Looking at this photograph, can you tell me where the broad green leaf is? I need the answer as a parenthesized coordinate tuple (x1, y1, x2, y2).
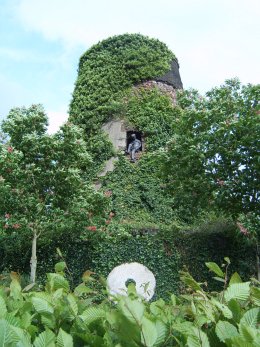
(187, 328, 210, 347)
(215, 320, 239, 342)
(239, 324, 257, 343)
(154, 320, 167, 347)
(211, 298, 233, 319)
(228, 299, 241, 323)
(5, 314, 20, 328)
(67, 293, 78, 316)
(32, 297, 54, 315)
(251, 287, 260, 307)
(0, 296, 7, 318)
(33, 329, 55, 347)
(141, 316, 157, 347)
(79, 306, 105, 324)
(252, 333, 260, 347)
(198, 301, 215, 322)
(56, 328, 73, 347)
(0, 319, 18, 347)
(172, 321, 194, 335)
(150, 299, 165, 316)
(74, 283, 94, 296)
(194, 315, 209, 328)
(10, 278, 22, 300)
(47, 273, 69, 292)
(231, 335, 256, 347)
(53, 276, 69, 292)
(41, 314, 55, 329)
(33, 292, 52, 304)
(240, 308, 260, 328)
(52, 288, 64, 301)
(180, 272, 202, 291)
(11, 326, 31, 347)
(224, 282, 250, 302)
(20, 312, 31, 329)
(119, 297, 144, 324)
(55, 262, 66, 273)
(205, 262, 224, 278)
(229, 272, 242, 285)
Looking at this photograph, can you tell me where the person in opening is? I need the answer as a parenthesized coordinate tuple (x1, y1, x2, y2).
(127, 134, 141, 162)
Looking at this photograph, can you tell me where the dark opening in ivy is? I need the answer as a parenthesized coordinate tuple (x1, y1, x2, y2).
(126, 130, 143, 151)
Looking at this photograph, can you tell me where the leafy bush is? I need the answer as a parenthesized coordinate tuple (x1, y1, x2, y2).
(0, 260, 259, 346)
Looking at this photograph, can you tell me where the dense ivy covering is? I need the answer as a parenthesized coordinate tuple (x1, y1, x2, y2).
(101, 155, 176, 224)
(126, 87, 181, 150)
(69, 33, 175, 130)
(0, 217, 254, 298)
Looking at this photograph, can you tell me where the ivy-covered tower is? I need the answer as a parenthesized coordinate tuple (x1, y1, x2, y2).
(69, 33, 182, 171)
(68, 34, 184, 297)
(69, 33, 183, 224)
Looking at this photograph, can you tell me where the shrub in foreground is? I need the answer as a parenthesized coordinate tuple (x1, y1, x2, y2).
(0, 259, 259, 346)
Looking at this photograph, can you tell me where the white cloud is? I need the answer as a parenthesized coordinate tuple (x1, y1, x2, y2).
(47, 109, 68, 134)
(14, 0, 260, 93)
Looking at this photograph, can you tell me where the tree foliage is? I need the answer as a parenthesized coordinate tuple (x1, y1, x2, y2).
(0, 104, 109, 282)
(161, 79, 260, 217)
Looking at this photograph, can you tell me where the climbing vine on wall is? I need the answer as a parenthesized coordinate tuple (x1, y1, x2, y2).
(69, 33, 175, 130)
(69, 33, 178, 180)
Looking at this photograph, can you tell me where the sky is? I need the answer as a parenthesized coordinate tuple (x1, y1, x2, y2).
(0, 0, 259, 133)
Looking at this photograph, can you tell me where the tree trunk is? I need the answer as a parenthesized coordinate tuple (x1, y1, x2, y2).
(30, 230, 37, 283)
(256, 241, 260, 281)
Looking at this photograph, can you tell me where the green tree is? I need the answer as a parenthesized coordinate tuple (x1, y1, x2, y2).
(0, 104, 108, 283)
(161, 80, 260, 276)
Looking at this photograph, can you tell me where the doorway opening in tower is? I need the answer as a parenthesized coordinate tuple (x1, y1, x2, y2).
(126, 131, 142, 151)
(126, 131, 143, 162)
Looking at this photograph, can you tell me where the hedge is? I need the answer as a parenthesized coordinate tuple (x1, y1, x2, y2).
(0, 218, 255, 298)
